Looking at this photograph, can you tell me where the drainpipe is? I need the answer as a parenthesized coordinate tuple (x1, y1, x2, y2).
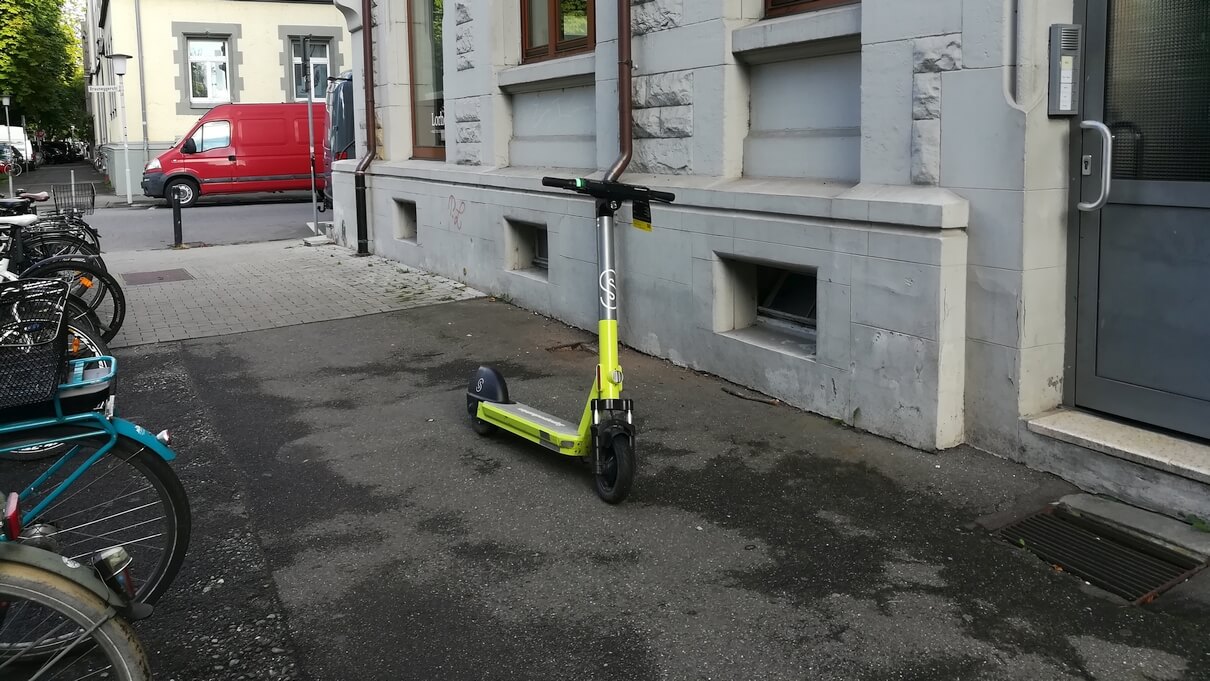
(352, 0, 377, 255)
(604, 0, 633, 182)
(133, 0, 150, 165)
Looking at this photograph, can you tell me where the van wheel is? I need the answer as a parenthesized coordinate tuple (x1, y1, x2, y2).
(165, 178, 198, 208)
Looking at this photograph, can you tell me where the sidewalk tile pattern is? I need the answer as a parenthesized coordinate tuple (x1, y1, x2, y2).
(105, 241, 483, 347)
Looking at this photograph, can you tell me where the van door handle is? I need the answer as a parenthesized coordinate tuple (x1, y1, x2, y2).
(228, 155, 237, 162)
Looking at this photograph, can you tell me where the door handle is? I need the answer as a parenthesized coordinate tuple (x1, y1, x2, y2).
(228, 155, 236, 162)
(1078, 120, 1113, 212)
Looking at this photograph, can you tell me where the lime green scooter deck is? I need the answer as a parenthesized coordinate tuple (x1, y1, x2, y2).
(478, 401, 589, 456)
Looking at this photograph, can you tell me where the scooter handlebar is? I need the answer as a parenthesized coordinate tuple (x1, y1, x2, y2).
(541, 176, 676, 204)
(541, 177, 578, 190)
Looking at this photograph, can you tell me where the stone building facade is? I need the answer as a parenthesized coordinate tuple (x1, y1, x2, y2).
(328, 0, 1210, 521)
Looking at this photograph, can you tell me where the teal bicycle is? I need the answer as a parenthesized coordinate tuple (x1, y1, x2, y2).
(0, 279, 190, 605)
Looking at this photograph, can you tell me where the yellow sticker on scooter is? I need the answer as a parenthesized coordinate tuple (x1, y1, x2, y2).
(633, 200, 653, 232)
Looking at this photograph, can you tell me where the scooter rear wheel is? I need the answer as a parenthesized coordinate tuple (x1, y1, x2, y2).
(594, 433, 635, 504)
(467, 401, 497, 436)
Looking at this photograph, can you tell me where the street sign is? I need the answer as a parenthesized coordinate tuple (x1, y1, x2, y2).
(35, 130, 44, 140)
(87, 85, 119, 93)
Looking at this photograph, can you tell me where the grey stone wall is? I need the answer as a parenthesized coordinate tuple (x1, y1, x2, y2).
(326, 0, 1105, 462)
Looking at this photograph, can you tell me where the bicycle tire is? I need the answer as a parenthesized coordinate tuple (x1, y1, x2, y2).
(0, 434, 192, 605)
(0, 561, 152, 680)
(30, 218, 99, 252)
(22, 235, 100, 261)
(23, 262, 125, 342)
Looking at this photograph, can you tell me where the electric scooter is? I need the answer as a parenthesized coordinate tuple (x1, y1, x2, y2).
(466, 176, 676, 503)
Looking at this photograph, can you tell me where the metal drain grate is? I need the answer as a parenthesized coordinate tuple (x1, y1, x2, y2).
(999, 507, 1207, 604)
(121, 269, 194, 286)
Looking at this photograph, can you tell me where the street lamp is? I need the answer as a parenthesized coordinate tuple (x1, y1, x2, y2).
(106, 53, 133, 205)
(0, 94, 12, 197)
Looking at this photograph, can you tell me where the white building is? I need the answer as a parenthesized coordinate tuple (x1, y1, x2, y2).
(84, 0, 351, 197)
(328, 0, 1210, 521)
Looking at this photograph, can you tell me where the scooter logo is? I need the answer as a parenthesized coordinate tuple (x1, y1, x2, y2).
(599, 269, 618, 311)
(475, 378, 485, 393)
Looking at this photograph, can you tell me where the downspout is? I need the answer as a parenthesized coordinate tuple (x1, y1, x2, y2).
(353, 0, 377, 255)
(133, 0, 150, 165)
(604, 0, 633, 182)
(84, 0, 99, 150)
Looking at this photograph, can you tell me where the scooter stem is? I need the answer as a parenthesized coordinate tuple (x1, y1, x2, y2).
(596, 201, 622, 401)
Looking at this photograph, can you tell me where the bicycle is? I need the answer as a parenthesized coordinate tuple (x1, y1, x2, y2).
(0, 185, 103, 255)
(1, 499, 153, 680)
(0, 279, 190, 605)
(0, 214, 124, 341)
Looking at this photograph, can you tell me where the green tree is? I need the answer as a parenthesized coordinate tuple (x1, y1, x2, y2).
(0, 0, 87, 139)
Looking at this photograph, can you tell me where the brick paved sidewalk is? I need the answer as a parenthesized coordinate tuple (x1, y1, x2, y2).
(105, 241, 483, 347)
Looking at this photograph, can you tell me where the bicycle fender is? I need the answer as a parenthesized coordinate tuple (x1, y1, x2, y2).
(0, 541, 116, 604)
(113, 419, 178, 462)
(19, 253, 108, 277)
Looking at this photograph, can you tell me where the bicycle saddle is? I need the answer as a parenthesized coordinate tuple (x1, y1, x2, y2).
(18, 191, 49, 202)
(0, 214, 38, 227)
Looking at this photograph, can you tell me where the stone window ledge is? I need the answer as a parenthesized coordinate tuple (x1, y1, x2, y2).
(498, 53, 596, 94)
(364, 162, 969, 229)
(732, 4, 861, 64)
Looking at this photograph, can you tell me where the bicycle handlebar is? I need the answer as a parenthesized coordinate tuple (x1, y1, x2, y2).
(542, 176, 676, 205)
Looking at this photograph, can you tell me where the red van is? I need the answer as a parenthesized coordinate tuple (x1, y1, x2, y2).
(141, 103, 326, 207)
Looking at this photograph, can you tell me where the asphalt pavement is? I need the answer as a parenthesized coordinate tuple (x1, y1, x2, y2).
(92, 202, 315, 251)
(114, 300, 1210, 681)
(10, 161, 317, 251)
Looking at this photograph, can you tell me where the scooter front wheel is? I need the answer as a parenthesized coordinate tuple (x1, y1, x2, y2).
(595, 433, 635, 504)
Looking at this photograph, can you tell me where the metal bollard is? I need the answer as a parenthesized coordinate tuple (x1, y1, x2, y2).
(172, 185, 183, 247)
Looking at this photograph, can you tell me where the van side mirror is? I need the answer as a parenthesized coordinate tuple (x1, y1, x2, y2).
(182, 138, 197, 154)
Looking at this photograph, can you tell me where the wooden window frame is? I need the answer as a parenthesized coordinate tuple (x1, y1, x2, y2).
(521, 0, 595, 64)
(765, 0, 859, 19)
(407, 0, 445, 160)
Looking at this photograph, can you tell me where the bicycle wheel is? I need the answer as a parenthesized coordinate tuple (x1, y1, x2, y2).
(0, 561, 151, 680)
(22, 235, 100, 261)
(0, 434, 191, 604)
(22, 263, 124, 342)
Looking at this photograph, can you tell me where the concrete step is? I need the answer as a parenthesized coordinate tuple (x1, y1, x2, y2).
(1027, 410, 1210, 486)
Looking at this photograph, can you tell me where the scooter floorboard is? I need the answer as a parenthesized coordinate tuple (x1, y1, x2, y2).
(480, 401, 585, 455)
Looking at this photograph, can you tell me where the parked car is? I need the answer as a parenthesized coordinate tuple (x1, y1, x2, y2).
(42, 141, 82, 164)
(141, 102, 327, 207)
(322, 71, 355, 210)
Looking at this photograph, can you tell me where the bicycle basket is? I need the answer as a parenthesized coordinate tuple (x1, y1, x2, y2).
(51, 183, 97, 216)
(0, 278, 70, 409)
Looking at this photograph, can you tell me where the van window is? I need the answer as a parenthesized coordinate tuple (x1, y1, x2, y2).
(191, 120, 231, 151)
(238, 119, 288, 146)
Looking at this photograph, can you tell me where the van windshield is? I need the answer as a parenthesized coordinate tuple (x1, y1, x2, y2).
(189, 120, 231, 152)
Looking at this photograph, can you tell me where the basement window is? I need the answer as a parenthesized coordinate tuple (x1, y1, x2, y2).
(394, 199, 417, 242)
(506, 218, 549, 280)
(756, 266, 818, 338)
(717, 257, 818, 358)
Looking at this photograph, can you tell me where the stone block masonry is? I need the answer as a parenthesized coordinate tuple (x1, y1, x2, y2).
(632, 71, 695, 175)
(911, 34, 962, 185)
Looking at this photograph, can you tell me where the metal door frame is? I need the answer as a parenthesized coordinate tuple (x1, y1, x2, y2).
(1063, 0, 1210, 431)
(1063, 0, 1097, 407)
